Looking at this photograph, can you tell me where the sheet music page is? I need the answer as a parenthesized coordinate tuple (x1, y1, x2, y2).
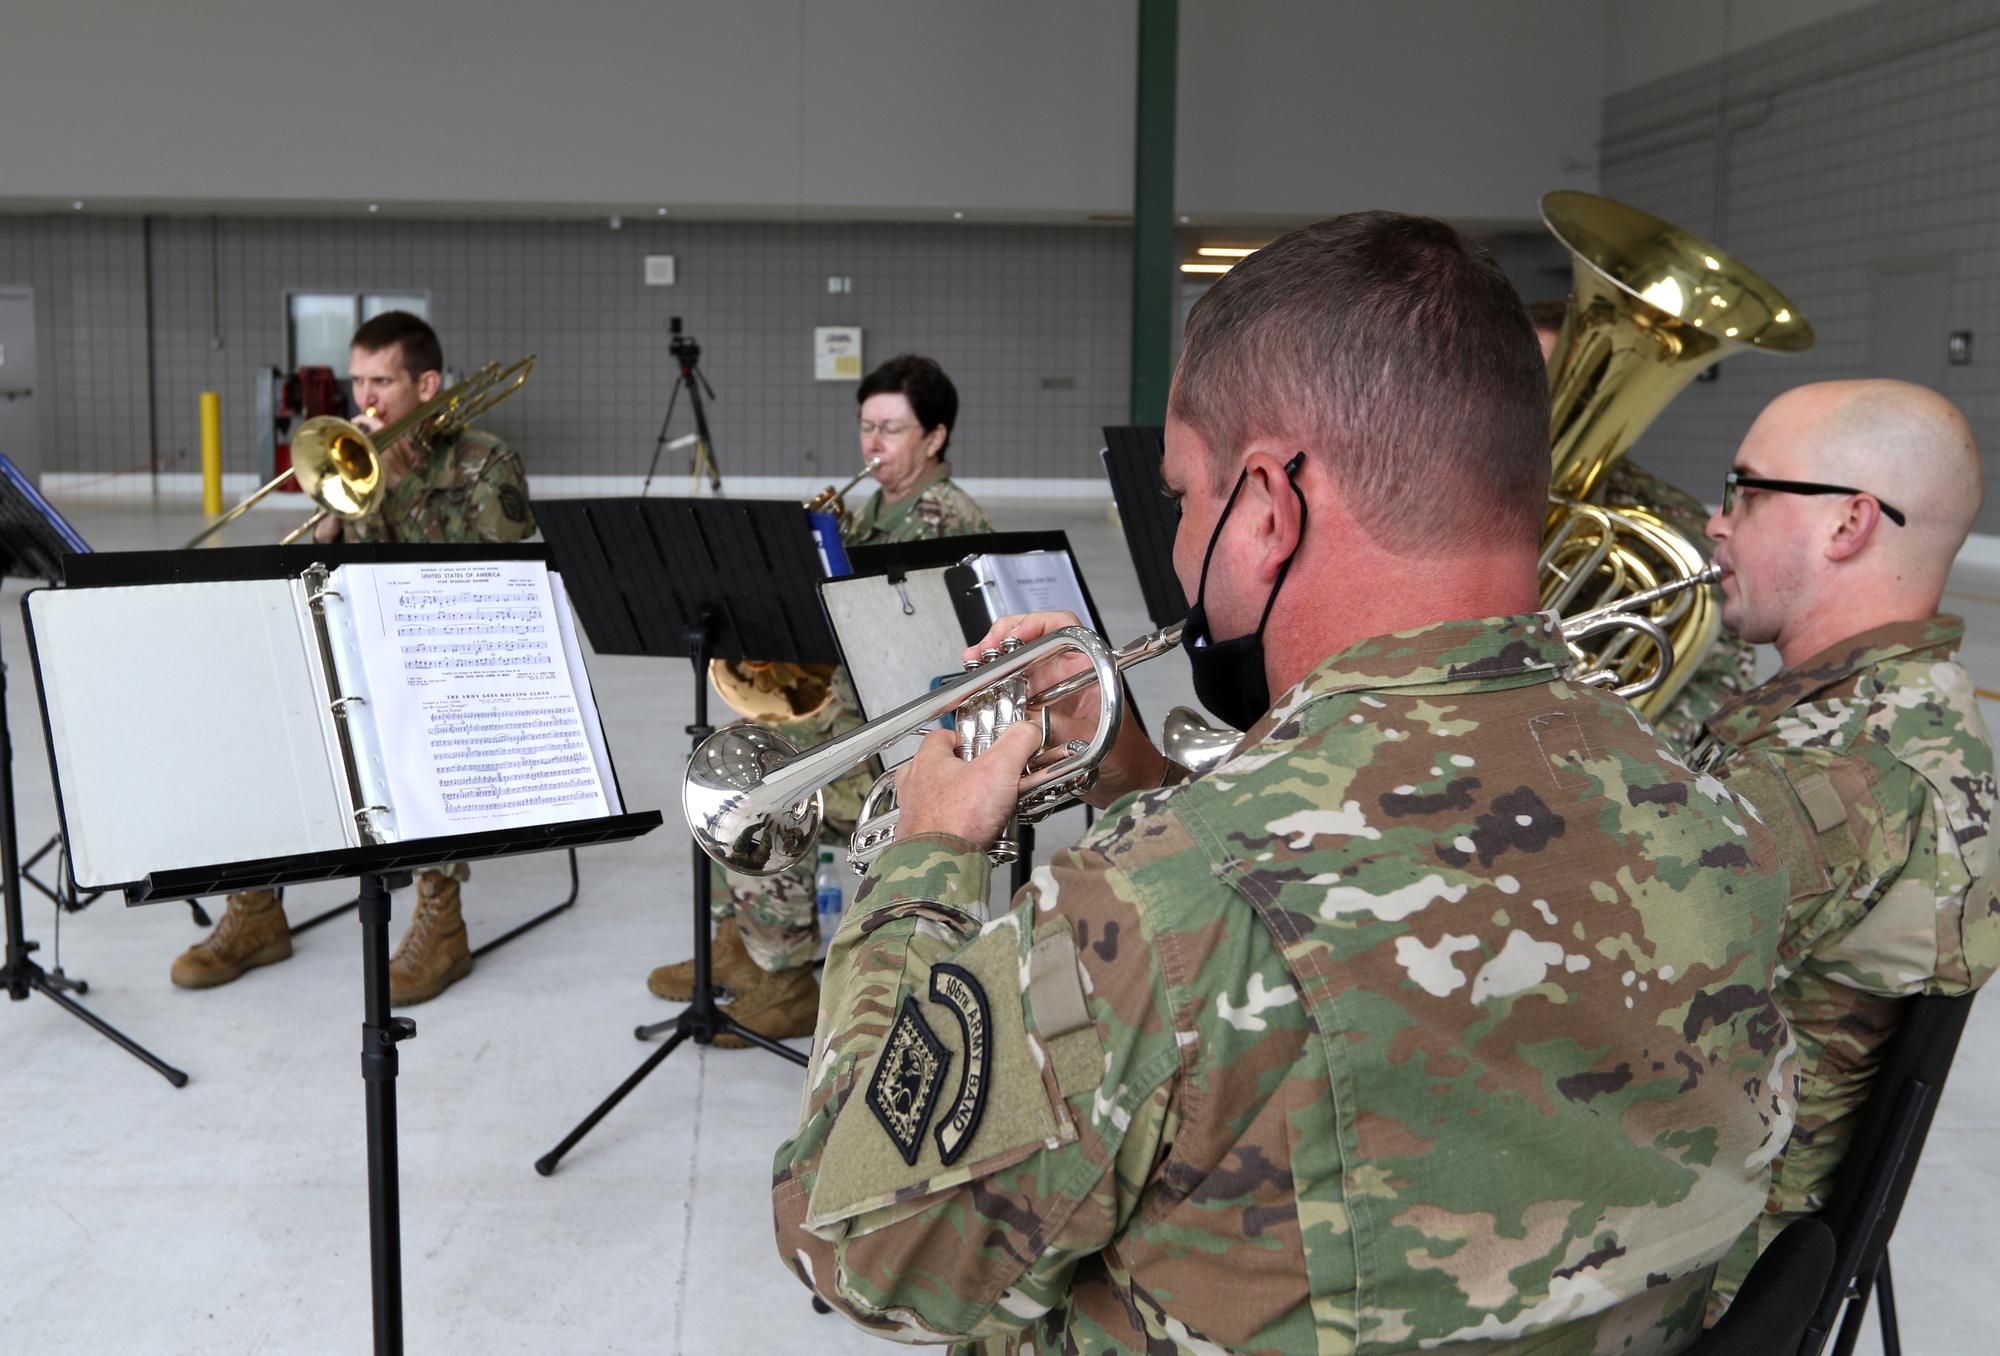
(329, 560, 612, 841)
(969, 550, 1094, 624)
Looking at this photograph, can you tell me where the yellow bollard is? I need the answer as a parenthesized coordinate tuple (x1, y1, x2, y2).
(199, 391, 223, 517)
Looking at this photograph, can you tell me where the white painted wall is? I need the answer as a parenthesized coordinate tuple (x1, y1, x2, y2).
(1605, 0, 1881, 94)
(0, 0, 1138, 220)
(0, 0, 1902, 227)
(1176, 0, 1608, 227)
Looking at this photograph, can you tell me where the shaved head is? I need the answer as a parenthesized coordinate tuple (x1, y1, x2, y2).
(1708, 380, 1983, 664)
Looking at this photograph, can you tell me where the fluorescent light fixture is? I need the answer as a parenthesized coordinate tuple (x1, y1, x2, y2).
(1181, 263, 1234, 274)
(1197, 247, 1259, 258)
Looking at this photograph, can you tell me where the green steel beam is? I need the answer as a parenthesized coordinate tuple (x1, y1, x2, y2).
(1130, 0, 1178, 426)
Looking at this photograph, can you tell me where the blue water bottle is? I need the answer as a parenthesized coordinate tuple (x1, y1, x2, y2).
(815, 847, 845, 957)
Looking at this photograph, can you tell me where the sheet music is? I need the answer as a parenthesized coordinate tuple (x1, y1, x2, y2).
(329, 560, 612, 840)
(967, 550, 1093, 624)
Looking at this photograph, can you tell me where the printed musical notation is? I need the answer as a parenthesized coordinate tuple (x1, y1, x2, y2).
(428, 703, 599, 814)
(335, 560, 614, 838)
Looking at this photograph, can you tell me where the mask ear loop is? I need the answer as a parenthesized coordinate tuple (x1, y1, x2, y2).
(1249, 453, 1309, 633)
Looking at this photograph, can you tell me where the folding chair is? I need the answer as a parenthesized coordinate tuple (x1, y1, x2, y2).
(1684, 1219, 1835, 1356)
(1797, 989, 1978, 1356)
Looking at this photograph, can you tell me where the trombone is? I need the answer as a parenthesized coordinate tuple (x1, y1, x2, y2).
(184, 356, 537, 549)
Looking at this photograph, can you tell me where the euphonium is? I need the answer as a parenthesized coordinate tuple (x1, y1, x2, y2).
(707, 459, 885, 722)
(1538, 192, 1813, 716)
(185, 356, 537, 549)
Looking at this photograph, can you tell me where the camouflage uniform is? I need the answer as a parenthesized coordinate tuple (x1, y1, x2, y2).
(346, 424, 535, 886)
(1692, 616, 2000, 1306)
(844, 471, 994, 546)
(774, 613, 1796, 1355)
(1599, 458, 1757, 753)
(717, 468, 994, 973)
(344, 427, 536, 545)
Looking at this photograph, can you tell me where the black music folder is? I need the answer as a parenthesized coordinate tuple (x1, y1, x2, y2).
(26, 544, 658, 900)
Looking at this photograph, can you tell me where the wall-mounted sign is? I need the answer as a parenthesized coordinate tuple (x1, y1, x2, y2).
(815, 326, 863, 381)
(645, 255, 677, 286)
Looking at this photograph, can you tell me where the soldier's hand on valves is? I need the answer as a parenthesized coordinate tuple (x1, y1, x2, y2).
(895, 720, 1044, 850)
(965, 611, 1168, 807)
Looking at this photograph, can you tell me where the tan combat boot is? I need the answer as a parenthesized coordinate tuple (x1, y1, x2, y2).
(647, 918, 763, 1002)
(388, 871, 472, 1006)
(171, 889, 293, 989)
(714, 964, 820, 1048)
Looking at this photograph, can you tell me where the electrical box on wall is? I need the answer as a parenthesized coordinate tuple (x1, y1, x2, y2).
(645, 255, 677, 286)
(815, 326, 862, 381)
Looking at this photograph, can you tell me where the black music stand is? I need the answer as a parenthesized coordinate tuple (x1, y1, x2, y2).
(532, 497, 837, 1175)
(28, 543, 662, 1356)
(0, 456, 189, 1085)
(1102, 426, 1189, 629)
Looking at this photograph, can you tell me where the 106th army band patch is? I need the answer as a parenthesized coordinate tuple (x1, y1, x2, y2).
(927, 964, 991, 1165)
(863, 966, 994, 1167)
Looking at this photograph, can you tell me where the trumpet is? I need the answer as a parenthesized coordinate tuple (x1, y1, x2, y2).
(185, 356, 536, 549)
(688, 624, 1183, 877)
(804, 457, 882, 525)
(685, 584, 1711, 881)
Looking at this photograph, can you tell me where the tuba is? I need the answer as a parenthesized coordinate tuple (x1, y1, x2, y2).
(1538, 192, 1813, 714)
(707, 460, 882, 723)
(185, 357, 537, 549)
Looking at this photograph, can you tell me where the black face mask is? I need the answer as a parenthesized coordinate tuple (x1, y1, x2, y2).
(1182, 452, 1307, 731)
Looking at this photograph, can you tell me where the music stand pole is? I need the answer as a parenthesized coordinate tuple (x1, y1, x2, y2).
(535, 619, 806, 1177)
(356, 869, 416, 1356)
(0, 588, 186, 1087)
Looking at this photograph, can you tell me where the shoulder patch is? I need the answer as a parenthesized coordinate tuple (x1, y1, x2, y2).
(927, 964, 992, 1165)
(865, 997, 950, 1166)
(498, 482, 530, 523)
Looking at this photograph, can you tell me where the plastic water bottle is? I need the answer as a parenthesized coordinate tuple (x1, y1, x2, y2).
(815, 847, 845, 957)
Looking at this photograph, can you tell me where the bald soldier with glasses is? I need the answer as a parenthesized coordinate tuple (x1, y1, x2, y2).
(1695, 379, 2000, 1314)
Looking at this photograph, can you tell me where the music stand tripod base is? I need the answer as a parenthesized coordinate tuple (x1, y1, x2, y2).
(535, 619, 808, 1178)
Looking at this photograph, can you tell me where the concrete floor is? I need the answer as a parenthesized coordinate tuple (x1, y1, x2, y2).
(0, 496, 1993, 1354)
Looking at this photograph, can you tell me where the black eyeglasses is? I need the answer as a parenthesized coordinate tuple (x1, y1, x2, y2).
(1721, 471, 1906, 527)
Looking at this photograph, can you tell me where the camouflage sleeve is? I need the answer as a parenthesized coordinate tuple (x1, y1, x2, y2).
(1718, 745, 1943, 993)
(771, 831, 1177, 1342)
(458, 444, 537, 543)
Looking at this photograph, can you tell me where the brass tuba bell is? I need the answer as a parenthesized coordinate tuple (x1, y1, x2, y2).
(1538, 192, 1813, 714)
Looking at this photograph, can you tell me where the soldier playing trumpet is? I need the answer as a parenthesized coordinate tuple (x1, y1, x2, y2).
(773, 213, 1796, 1354)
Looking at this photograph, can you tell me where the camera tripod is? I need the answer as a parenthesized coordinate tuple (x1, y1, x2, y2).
(642, 317, 722, 496)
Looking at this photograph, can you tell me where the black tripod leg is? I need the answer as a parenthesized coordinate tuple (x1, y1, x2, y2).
(358, 873, 415, 1356)
(536, 1029, 691, 1176)
(30, 973, 188, 1086)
